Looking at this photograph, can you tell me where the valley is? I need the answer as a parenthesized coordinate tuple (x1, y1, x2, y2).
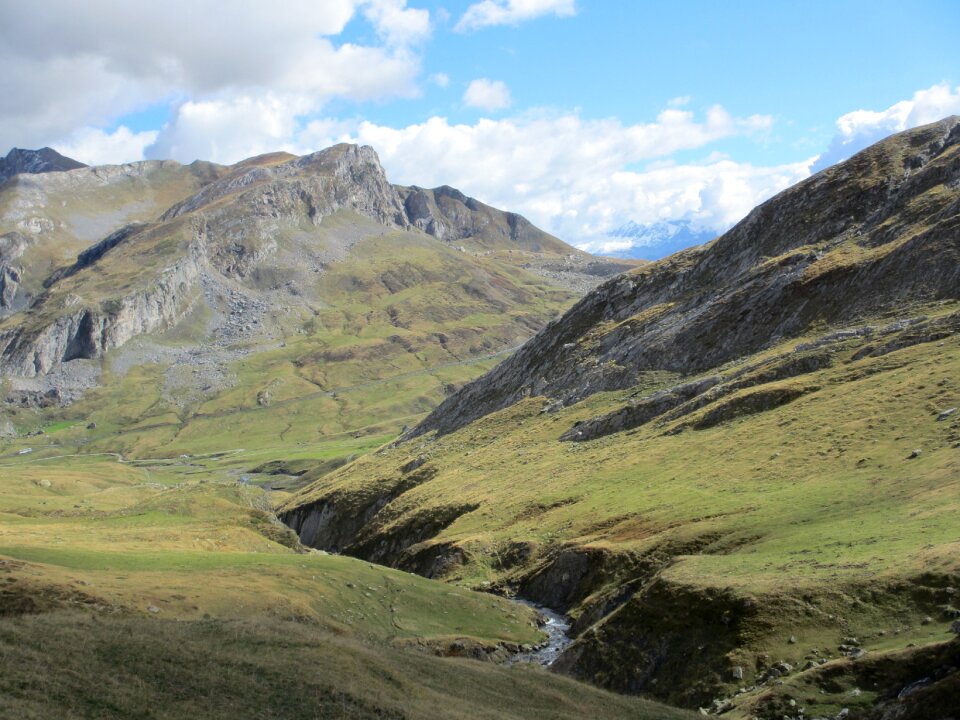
(0, 118, 958, 720)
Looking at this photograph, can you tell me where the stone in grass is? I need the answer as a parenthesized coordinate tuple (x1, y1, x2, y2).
(936, 407, 957, 421)
(908, 448, 921, 459)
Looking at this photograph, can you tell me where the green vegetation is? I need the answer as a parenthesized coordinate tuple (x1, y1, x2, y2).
(282, 300, 960, 711)
(0, 612, 694, 720)
(0, 451, 542, 644)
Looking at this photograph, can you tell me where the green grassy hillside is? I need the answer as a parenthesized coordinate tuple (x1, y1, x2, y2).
(281, 300, 960, 714)
(0, 439, 696, 719)
(0, 612, 695, 720)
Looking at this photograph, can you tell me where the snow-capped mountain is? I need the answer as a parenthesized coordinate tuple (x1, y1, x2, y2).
(601, 219, 718, 260)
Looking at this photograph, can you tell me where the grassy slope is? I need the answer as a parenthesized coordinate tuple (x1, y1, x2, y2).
(0, 452, 543, 645)
(282, 299, 960, 712)
(0, 613, 695, 720)
(3, 219, 577, 489)
(0, 413, 693, 719)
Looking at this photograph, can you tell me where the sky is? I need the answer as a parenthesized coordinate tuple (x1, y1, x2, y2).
(1, 0, 959, 256)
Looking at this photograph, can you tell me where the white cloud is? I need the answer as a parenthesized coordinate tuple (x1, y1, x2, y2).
(455, 0, 576, 32)
(53, 126, 159, 166)
(0, 0, 427, 154)
(667, 95, 692, 107)
(463, 79, 512, 111)
(812, 83, 960, 172)
(362, 0, 431, 46)
(324, 106, 793, 247)
(430, 73, 451, 88)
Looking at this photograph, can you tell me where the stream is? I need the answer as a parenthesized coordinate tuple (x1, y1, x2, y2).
(506, 599, 573, 667)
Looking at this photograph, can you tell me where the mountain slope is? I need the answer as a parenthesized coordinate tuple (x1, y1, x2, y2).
(411, 115, 960, 439)
(280, 118, 960, 715)
(0, 143, 630, 486)
(0, 144, 625, 379)
(0, 147, 86, 184)
(0, 158, 224, 316)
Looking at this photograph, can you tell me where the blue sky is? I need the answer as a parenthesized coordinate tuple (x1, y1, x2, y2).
(1, 0, 958, 255)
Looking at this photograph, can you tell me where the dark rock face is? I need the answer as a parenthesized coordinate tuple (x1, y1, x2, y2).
(395, 184, 573, 254)
(410, 116, 960, 439)
(0, 147, 86, 184)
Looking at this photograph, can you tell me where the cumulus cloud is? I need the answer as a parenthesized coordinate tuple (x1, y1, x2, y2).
(300, 106, 796, 247)
(455, 0, 576, 32)
(812, 83, 960, 172)
(362, 0, 431, 46)
(53, 126, 159, 166)
(0, 0, 428, 154)
(430, 73, 451, 88)
(463, 79, 512, 111)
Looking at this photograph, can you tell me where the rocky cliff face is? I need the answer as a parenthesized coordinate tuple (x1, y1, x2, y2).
(410, 116, 960, 438)
(0, 147, 86, 184)
(0, 242, 204, 376)
(0, 159, 223, 316)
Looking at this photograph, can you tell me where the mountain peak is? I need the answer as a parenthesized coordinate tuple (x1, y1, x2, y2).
(0, 146, 87, 183)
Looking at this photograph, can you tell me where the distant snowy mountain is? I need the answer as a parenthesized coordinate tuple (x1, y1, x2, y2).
(602, 220, 718, 260)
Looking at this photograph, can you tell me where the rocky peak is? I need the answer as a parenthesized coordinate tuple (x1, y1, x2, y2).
(0, 147, 87, 184)
(161, 143, 406, 229)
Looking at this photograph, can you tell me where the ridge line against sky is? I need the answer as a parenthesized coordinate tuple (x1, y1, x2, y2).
(1, 0, 958, 258)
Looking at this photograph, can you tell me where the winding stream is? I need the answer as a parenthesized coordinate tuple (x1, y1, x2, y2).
(506, 599, 573, 667)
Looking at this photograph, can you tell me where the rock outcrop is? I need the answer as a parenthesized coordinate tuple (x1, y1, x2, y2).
(396, 184, 573, 254)
(0, 241, 204, 376)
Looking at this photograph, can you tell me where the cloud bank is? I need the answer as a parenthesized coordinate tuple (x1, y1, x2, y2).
(0, 0, 428, 162)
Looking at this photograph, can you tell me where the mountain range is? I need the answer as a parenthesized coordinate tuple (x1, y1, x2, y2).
(0, 119, 958, 720)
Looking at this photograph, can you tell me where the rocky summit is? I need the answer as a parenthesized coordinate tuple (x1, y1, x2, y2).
(0, 147, 87, 184)
(280, 118, 960, 719)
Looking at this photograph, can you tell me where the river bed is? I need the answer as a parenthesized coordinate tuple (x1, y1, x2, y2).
(506, 599, 573, 667)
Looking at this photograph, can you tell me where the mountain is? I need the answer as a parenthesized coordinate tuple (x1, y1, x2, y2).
(0, 144, 627, 379)
(280, 117, 960, 716)
(412, 116, 960, 438)
(601, 219, 718, 260)
(0, 146, 87, 183)
(0, 145, 668, 718)
(0, 143, 632, 469)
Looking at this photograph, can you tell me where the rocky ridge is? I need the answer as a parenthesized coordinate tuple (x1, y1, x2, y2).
(409, 116, 960, 439)
(0, 144, 625, 382)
